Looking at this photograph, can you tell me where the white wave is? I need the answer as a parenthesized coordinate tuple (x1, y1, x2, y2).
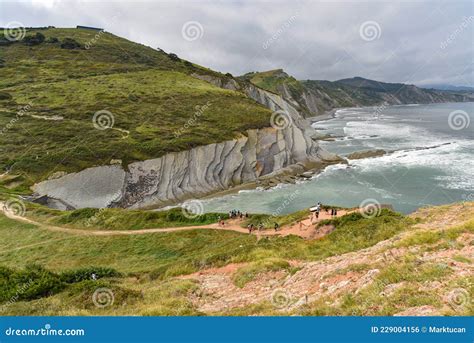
(351, 141, 474, 191)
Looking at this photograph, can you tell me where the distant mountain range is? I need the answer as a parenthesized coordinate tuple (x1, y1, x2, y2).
(419, 84, 474, 92)
(240, 70, 474, 117)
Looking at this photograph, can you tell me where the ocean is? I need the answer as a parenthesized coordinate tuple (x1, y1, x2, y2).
(202, 102, 473, 214)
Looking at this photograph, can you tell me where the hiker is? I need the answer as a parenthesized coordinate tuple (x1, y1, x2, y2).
(239, 212, 243, 220)
(334, 209, 338, 216)
(274, 222, 279, 232)
(330, 208, 334, 216)
(247, 224, 252, 234)
(245, 212, 249, 218)
(258, 223, 263, 231)
(315, 210, 319, 219)
(221, 219, 225, 227)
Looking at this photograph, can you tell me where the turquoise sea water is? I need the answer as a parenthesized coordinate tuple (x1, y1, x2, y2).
(202, 102, 473, 214)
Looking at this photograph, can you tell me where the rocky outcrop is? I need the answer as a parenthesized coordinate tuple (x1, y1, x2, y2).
(346, 149, 387, 160)
(33, 76, 339, 209)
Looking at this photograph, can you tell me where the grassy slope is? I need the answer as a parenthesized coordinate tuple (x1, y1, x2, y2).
(0, 203, 472, 315)
(0, 208, 409, 273)
(241, 69, 313, 116)
(0, 28, 271, 188)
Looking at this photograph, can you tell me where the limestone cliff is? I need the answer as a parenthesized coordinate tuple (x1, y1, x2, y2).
(33, 77, 339, 209)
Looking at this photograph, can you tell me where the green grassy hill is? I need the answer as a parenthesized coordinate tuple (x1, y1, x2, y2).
(0, 202, 472, 316)
(0, 28, 271, 189)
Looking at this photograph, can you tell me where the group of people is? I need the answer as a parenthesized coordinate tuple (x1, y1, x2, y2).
(217, 209, 249, 227)
(310, 202, 339, 222)
(311, 202, 322, 222)
(228, 209, 248, 220)
(246, 222, 279, 234)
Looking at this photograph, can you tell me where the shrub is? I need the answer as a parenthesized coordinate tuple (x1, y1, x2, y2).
(60, 267, 122, 283)
(0, 92, 12, 100)
(0, 264, 65, 303)
(60, 38, 82, 49)
(65, 280, 142, 309)
(24, 32, 45, 46)
(168, 53, 180, 61)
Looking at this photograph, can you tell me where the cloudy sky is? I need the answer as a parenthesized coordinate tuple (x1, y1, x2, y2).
(1, 0, 473, 86)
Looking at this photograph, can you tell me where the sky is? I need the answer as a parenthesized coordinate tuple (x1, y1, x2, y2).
(1, 0, 473, 86)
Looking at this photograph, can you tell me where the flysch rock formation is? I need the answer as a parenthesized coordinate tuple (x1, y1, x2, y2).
(32, 75, 340, 209)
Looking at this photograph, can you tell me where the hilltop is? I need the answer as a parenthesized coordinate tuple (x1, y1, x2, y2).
(241, 70, 474, 117)
(0, 27, 273, 186)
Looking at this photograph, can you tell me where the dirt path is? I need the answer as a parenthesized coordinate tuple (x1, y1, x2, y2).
(0, 201, 351, 238)
(182, 203, 474, 314)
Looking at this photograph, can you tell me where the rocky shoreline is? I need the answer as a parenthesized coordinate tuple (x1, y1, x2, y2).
(32, 75, 343, 210)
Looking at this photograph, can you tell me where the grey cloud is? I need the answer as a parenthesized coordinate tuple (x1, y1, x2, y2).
(1, 0, 472, 86)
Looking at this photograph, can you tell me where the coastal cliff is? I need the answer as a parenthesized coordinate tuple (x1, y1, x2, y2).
(33, 76, 339, 209)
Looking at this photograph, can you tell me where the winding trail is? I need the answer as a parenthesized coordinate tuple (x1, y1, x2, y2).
(0, 201, 350, 238)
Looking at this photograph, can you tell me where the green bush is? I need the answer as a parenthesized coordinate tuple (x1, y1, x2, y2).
(64, 280, 142, 309)
(0, 265, 124, 304)
(0, 92, 12, 100)
(23, 32, 45, 46)
(0, 264, 65, 303)
(60, 37, 82, 49)
(60, 267, 121, 283)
